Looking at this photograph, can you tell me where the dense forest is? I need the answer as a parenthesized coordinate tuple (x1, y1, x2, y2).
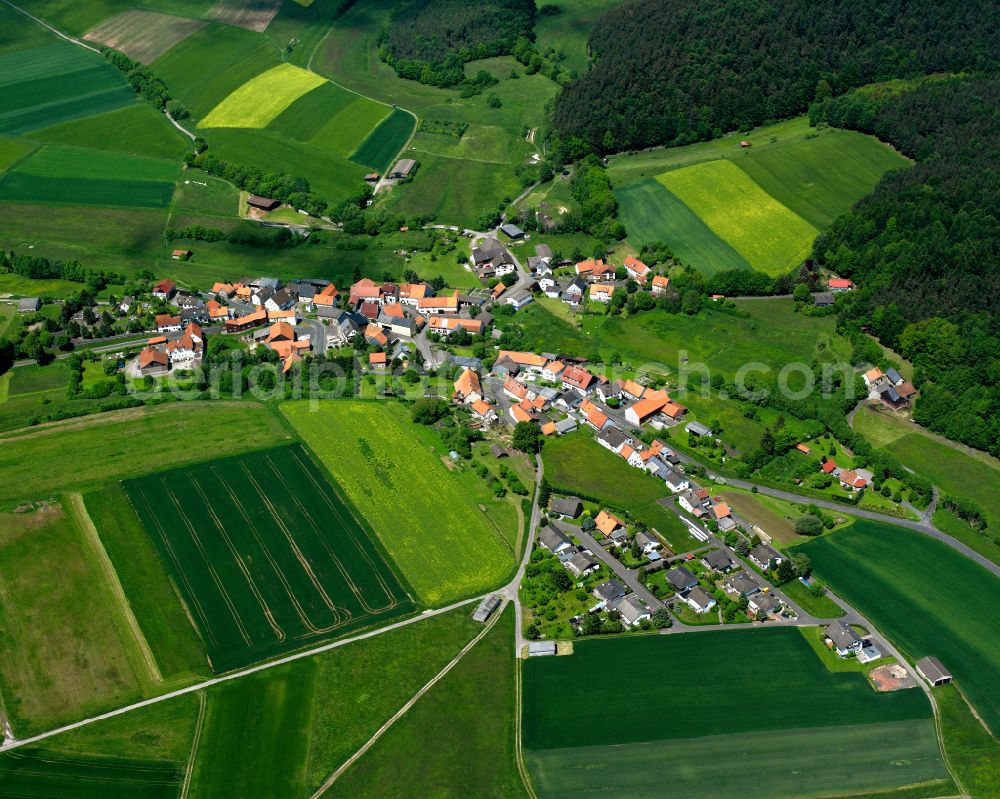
(550, 0, 1000, 153)
(379, 0, 536, 87)
(811, 75, 1000, 456)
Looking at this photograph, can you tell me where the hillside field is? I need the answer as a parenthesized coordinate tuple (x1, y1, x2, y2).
(658, 159, 818, 275)
(124, 443, 414, 671)
(83, 9, 207, 63)
(200, 62, 326, 128)
(282, 400, 518, 606)
(800, 520, 1000, 735)
(523, 628, 942, 799)
(0, 42, 135, 136)
(350, 108, 414, 170)
(29, 103, 188, 160)
(0, 144, 179, 208)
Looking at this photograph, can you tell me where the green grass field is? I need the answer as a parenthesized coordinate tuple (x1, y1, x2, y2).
(14, 0, 216, 37)
(0, 500, 153, 736)
(0, 134, 33, 174)
(0, 144, 179, 208)
(0, 2, 56, 56)
(350, 107, 413, 170)
(659, 159, 817, 276)
(200, 63, 326, 128)
(124, 443, 414, 671)
(524, 628, 941, 799)
(0, 401, 293, 506)
(83, 9, 207, 63)
(265, 80, 357, 142)
(152, 23, 281, 121)
(6, 359, 67, 395)
(84, 483, 210, 681)
(282, 401, 517, 606)
(936, 683, 1000, 798)
(170, 173, 239, 216)
(533, 0, 622, 76)
(30, 103, 188, 160)
(310, 96, 389, 156)
(853, 407, 1000, 534)
(329, 607, 526, 798)
(0, 749, 183, 799)
(800, 520, 1000, 735)
(542, 430, 694, 551)
(0, 43, 136, 136)
(616, 177, 752, 274)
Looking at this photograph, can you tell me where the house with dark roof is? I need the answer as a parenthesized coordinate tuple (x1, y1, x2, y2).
(539, 527, 573, 554)
(593, 579, 627, 606)
(748, 592, 781, 619)
(550, 497, 583, 519)
(685, 586, 716, 614)
(566, 551, 600, 577)
(724, 571, 760, 597)
(666, 566, 698, 593)
(701, 549, 736, 573)
(915, 656, 952, 686)
(17, 297, 40, 313)
(749, 543, 782, 570)
(610, 595, 651, 627)
(825, 621, 863, 657)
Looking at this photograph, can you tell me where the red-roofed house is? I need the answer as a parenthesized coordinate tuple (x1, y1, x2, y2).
(369, 351, 387, 369)
(152, 278, 176, 300)
(575, 259, 615, 282)
(651, 275, 670, 296)
(453, 368, 482, 403)
(828, 278, 854, 292)
(624, 255, 650, 282)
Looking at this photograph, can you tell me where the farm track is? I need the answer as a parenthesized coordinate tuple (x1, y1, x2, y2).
(0, 0, 100, 53)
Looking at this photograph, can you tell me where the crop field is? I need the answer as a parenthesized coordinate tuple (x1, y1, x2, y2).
(311, 97, 390, 155)
(124, 443, 413, 671)
(0, 43, 135, 136)
(152, 24, 280, 120)
(734, 129, 909, 228)
(83, 9, 207, 63)
(205, 127, 367, 199)
(0, 749, 183, 799)
(84, 483, 210, 681)
(329, 608, 525, 798)
(0, 401, 292, 506)
(200, 62, 326, 128)
(658, 159, 817, 275)
(349, 108, 414, 169)
(282, 401, 517, 606)
(207, 0, 281, 32)
(265, 80, 357, 140)
(801, 520, 1000, 735)
(616, 177, 752, 274)
(0, 1, 54, 56)
(0, 501, 152, 736)
(523, 629, 941, 799)
(542, 430, 693, 551)
(0, 144, 179, 208)
(0, 134, 33, 174)
(30, 104, 188, 160)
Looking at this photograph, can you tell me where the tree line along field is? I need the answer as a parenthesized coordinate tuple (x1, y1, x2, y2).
(282, 400, 518, 606)
(123, 443, 415, 671)
(610, 118, 909, 276)
(800, 519, 1000, 737)
(523, 628, 944, 799)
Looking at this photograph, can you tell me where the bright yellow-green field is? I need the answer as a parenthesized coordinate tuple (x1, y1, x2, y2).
(200, 63, 326, 129)
(658, 159, 818, 276)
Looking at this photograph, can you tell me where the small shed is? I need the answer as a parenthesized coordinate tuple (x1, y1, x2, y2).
(17, 297, 40, 313)
(490, 444, 508, 458)
(247, 195, 280, 211)
(500, 223, 524, 239)
(916, 656, 952, 686)
(528, 641, 556, 657)
(389, 158, 417, 179)
(473, 594, 501, 623)
(171, 249, 192, 260)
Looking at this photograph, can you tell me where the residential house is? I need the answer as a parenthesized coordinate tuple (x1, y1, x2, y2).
(504, 290, 534, 311)
(418, 292, 461, 316)
(685, 586, 717, 614)
(561, 276, 588, 307)
(453, 368, 482, 404)
(679, 489, 709, 515)
(428, 316, 482, 336)
(623, 255, 650, 283)
(666, 566, 698, 593)
(651, 275, 670, 296)
(749, 543, 782, 570)
(151, 278, 176, 300)
(825, 621, 863, 657)
(550, 497, 583, 519)
(165, 322, 203, 365)
(594, 510, 625, 541)
(470, 400, 497, 424)
(838, 469, 870, 491)
(748, 592, 781, 620)
(539, 527, 574, 554)
(137, 347, 168, 376)
(862, 367, 885, 387)
(596, 380, 623, 403)
(471, 239, 506, 267)
(610, 595, 651, 627)
(597, 426, 630, 453)
(828, 278, 855, 292)
(724, 571, 760, 597)
(635, 531, 660, 556)
(369, 351, 388, 370)
(155, 314, 182, 333)
(542, 360, 566, 382)
(561, 365, 596, 394)
(592, 579, 627, 607)
(663, 469, 689, 494)
(566, 551, 600, 577)
(575, 259, 615, 282)
(589, 283, 615, 303)
(813, 292, 835, 307)
(702, 549, 736, 573)
(224, 308, 267, 333)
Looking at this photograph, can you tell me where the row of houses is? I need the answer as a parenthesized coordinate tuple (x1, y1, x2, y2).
(862, 366, 917, 409)
(819, 459, 874, 492)
(136, 321, 204, 376)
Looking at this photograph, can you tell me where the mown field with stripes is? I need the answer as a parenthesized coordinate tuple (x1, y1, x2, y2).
(124, 443, 414, 671)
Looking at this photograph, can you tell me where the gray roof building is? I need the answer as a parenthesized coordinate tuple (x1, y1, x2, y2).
(749, 543, 782, 568)
(813, 292, 835, 307)
(825, 621, 862, 652)
(528, 641, 557, 656)
(539, 527, 573, 553)
(550, 497, 583, 518)
(566, 551, 599, 576)
(916, 656, 952, 686)
(666, 566, 698, 592)
(17, 297, 40, 313)
(702, 549, 736, 572)
(500, 223, 524, 239)
(724, 571, 760, 597)
(554, 417, 578, 434)
(686, 586, 716, 612)
(389, 158, 416, 178)
(597, 426, 629, 451)
(686, 421, 712, 437)
(750, 592, 781, 616)
(593, 579, 627, 604)
(610, 595, 650, 626)
(472, 594, 501, 623)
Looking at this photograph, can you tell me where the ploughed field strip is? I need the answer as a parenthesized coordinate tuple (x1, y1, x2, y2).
(123, 444, 414, 671)
(83, 10, 208, 64)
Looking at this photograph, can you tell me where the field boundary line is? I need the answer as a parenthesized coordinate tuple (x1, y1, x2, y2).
(179, 691, 206, 799)
(0, 595, 481, 754)
(310, 603, 506, 798)
(514, 657, 539, 799)
(67, 491, 163, 685)
(0, 0, 101, 52)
